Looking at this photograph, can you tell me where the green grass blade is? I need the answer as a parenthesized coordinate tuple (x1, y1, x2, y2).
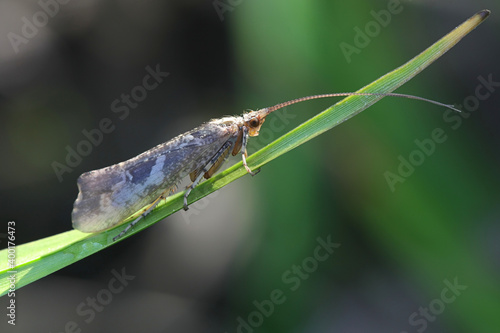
(0, 10, 489, 297)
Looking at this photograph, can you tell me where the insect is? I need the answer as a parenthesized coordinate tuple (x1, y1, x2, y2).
(71, 92, 460, 241)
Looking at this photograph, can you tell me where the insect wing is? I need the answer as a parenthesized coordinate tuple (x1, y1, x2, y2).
(72, 123, 233, 233)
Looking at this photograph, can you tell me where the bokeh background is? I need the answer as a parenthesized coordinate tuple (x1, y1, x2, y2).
(1, 0, 499, 332)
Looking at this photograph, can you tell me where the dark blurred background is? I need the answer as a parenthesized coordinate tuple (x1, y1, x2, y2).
(1, 0, 499, 332)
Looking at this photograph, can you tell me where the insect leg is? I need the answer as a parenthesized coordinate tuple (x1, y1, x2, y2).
(184, 168, 207, 211)
(240, 126, 260, 176)
(183, 139, 235, 211)
(113, 191, 167, 241)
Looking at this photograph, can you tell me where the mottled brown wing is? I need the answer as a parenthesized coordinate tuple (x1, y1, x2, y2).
(72, 123, 234, 233)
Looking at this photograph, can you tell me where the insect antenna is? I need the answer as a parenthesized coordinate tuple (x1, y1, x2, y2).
(262, 92, 462, 114)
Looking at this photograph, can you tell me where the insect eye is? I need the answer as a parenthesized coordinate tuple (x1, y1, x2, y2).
(249, 118, 260, 128)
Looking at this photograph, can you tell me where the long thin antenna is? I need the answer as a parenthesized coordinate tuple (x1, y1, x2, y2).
(263, 92, 461, 114)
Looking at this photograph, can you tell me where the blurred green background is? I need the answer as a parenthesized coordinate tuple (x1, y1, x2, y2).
(1, 1, 499, 332)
